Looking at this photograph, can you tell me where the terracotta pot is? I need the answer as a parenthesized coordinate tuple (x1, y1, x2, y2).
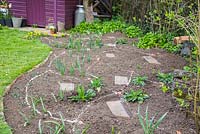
(50, 29, 56, 34)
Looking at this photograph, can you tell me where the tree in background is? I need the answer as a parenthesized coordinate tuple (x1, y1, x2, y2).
(83, 0, 94, 22)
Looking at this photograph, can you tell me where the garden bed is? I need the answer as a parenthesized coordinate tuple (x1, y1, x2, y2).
(4, 32, 195, 134)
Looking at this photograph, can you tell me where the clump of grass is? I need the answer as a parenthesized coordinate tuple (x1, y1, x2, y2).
(55, 59, 66, 75)
(137, 106, 168, 134)
(69, 64, 75, 75)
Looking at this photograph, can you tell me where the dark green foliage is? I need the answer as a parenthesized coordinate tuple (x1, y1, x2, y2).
(124, 89, 149, 103)
(131, 76, 148, 86)
(157, 72, 173, 85)
(70, 20, 127, 34)
(69, 85, 96, 102)
(125, 25, 143, 38)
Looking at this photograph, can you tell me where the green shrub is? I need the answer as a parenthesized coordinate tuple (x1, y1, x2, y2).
(136, 32, 180, 53)
(125, 25, 143, 38)
(70, 20, 127, 34)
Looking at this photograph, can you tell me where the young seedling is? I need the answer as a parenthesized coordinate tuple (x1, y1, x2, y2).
(90, 77, 103, 92)
(40, 97, 47, 113)
(30, 97, 37, 116)
(87, 54, 91, 63)
(132, 76, 148, 86)
(111, 126, 121, 134)
(51, 93, 58, 103)
(55, 59, 66, 75)
(68, 50, 73, 57)
(58, 88, 65, 101)
(69, 85, 96, 102)
(38, 119, 43, 134)
(67, 36, 75, 49)
(69, 64, 75, 75)
(137, 106, 168, 134)
(123, 89, 149, 103)
(19, 111, 30, 127)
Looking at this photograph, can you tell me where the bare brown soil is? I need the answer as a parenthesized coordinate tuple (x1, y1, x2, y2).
(4, 32, 195, 134)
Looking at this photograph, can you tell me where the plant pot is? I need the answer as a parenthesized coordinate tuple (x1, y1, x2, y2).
(50, 29, 56, 34)
(0, 18, 5, 26)
(12, 17, 22, 28)
(5, 18, 12, 27)
(57, 21, 65, 32)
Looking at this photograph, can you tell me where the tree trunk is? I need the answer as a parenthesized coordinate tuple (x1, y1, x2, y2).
(83, 0, 94, 23)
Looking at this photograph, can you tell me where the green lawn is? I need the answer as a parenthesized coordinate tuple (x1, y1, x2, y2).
(0, 27, 51, 134)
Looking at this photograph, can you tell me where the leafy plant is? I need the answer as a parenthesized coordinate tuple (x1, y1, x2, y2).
(157, 72, 173, 85)
(136, 32, 180, 53)
(55, 59, 66, 75)
(115, 38, 128, 45)
(138, 106, 168, 134)
(89, 77, 103, 92)
(125, 25, 143, 38)
(176, 98, 189, 108)
(161, 85, 169, 93)
(131, 76, 148, 86)
(69, 85, 96, 102)
(70, 20, 127, 34)
(124, 89, 149, 103)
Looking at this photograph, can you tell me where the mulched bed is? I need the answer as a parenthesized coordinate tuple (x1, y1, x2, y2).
(4, 32, 195, 134)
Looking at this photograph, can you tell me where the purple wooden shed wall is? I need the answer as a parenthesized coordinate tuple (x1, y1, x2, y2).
(8, 0, 27, 18)
(7, 0, 79, 28)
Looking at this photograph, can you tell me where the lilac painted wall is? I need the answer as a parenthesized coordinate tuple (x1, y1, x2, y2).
(7, 0, 79, 28)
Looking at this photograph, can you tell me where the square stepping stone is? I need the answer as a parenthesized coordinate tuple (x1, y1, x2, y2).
(108, 36, 116, 39)
(105, 43, 116, 47)
(143, 56, 160, 65)
(115, 76, 128, 85)
(106, 53, 115, 58)
(106, 100, 130, 118)
(59, 83, 75, 92)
